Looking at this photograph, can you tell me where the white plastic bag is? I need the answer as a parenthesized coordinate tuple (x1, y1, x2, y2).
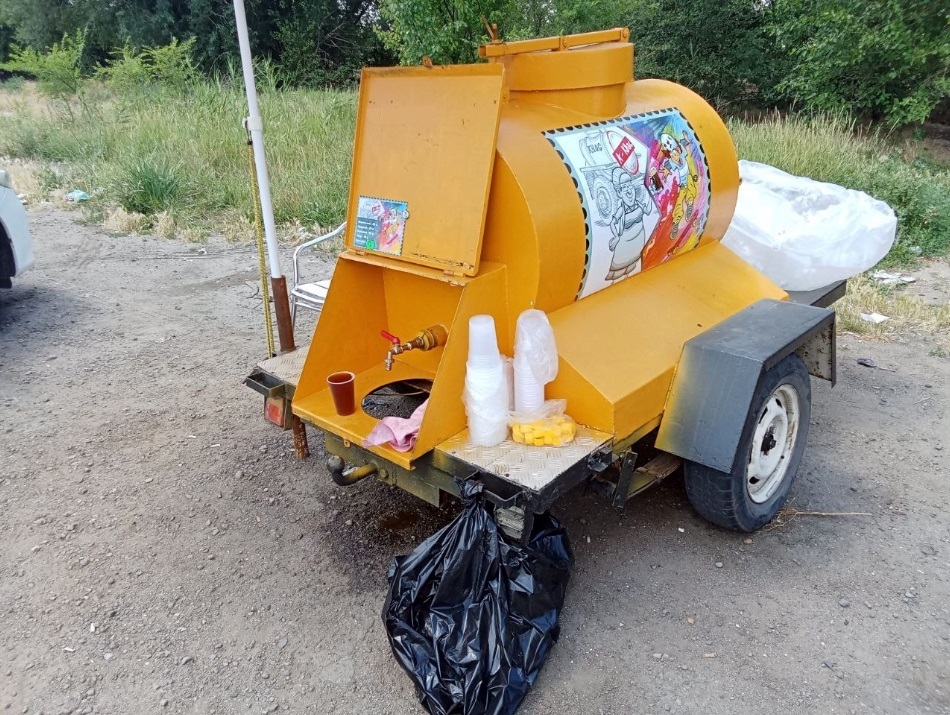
(514, 310, 558, 384)
(721, 161, 897, 291)
(509, 399, 576, 447)
(464, 368, 509, 446)
(509, 398, 568, 426)
(513, 310, 559, 415)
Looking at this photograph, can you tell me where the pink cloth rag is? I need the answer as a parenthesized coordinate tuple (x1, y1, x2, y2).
(363, 399, 428, 453)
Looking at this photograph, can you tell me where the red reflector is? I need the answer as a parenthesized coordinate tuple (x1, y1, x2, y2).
(264, 397, 286, 427)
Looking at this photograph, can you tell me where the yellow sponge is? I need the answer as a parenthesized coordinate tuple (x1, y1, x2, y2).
(510, 414, 576, 447)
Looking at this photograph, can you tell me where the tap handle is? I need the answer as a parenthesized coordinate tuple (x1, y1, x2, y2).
(380, 330, 400, 345)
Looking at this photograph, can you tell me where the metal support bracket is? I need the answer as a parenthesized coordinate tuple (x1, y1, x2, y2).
(589, 451, 682, 508)
(612, 450, 638, 507)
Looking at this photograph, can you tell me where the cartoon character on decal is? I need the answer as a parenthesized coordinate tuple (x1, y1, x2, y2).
(605, 167, 654, 281)
(649, 130, 698, 240)
(379, 206, 402, 252)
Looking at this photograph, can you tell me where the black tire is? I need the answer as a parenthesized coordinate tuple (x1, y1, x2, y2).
(684, 353, 811, 532)
(0, 230, 14, 288)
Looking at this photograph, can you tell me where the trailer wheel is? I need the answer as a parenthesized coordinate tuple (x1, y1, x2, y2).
(684, 353, 811, 532)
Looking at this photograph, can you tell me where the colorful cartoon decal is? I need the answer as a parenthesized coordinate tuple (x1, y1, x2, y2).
(544, 109, 711, 300)
(354, 196, 409, 256)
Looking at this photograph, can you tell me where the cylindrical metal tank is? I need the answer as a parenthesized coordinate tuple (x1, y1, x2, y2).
(294, 30, 774, 463)
(479, 29, 740, 321)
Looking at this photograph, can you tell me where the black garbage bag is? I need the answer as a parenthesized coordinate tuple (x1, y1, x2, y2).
(383, 480, 573, 715)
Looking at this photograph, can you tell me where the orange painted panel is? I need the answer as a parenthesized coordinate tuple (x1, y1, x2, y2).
(345, 64, 504, 276)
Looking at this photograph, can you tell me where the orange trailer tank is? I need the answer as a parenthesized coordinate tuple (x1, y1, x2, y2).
(292, 29, 787, 475)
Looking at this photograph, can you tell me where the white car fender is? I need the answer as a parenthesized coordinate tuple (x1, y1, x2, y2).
(0, 188, 33, 276)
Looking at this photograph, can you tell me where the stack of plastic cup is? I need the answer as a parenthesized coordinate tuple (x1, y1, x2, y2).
(513, 353, 544, 414)
(464, 315, 509, 446)
(502, 355, 515, 412)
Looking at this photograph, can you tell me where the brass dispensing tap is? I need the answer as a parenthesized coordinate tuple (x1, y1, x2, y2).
(381, 325, 448, 370)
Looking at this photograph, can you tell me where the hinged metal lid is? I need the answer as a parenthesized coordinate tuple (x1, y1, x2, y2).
(345, 63, 505, 276)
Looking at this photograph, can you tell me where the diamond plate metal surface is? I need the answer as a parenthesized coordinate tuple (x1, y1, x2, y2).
(436, 426, 612, 492)
(257, 345, 309, 388)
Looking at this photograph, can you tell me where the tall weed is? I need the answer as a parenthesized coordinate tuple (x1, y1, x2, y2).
(114, 157, 188, 215)
(0, 78, 356, 231)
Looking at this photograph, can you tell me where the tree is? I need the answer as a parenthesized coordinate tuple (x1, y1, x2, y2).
(0, 0, 248, 69)
(274, 0, 392, 86)
(1, 29, 85, 99)
(376, 0, 640, 65)
(0, 0, 66, 52)
(186, 0, 240, 72)
(770, 0, 950, 124)
(517, 0, 637, 37)
(629, 0, 777, 109)
(377, 0, 518, 65)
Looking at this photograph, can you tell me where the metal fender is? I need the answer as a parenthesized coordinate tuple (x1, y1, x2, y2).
(655, 299, 835, 474)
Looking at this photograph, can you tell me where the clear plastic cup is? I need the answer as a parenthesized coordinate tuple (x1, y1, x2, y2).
(468, 315, 501, 367)
(514, 356, 544, 414)
(465, 371, 509, 446)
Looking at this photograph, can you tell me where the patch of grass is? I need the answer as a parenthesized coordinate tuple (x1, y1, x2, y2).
(4, 161, 46, 201)
(835, 274, 950, 350)
(218, 211, 255, 243)
(180, 225, 208, 243)
(103, 207, 148, 234)
(0, 76, 25, 92)
(1, 120, 53, 159)
(37, 164, 67, 192)
(77, 204, 105, 225)
(0, 159, 76, 205)
(114, 157, 187, 215)
(730, 113, 950, 266)
(0, 79, 356, 237)
(153, 210, 177, 238)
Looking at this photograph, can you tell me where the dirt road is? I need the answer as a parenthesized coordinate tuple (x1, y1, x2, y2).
(2, 210, 949, 715)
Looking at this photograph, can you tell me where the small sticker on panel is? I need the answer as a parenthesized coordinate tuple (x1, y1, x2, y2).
(354, 196, 409, 256)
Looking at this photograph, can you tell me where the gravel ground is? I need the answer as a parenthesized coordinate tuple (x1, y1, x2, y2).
(2, 209, 949, 715)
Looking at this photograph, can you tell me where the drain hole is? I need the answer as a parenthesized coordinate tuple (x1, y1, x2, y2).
(361, 380, 432, 420)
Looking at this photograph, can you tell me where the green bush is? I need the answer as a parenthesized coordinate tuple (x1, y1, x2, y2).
(1, 29, 85, 99)
(376, 0, 775, 109)
(145, 37, 197, 90)
(96, 38, 197, 93)
(275, 0, 391, 87)
(94, 43, 151, 92)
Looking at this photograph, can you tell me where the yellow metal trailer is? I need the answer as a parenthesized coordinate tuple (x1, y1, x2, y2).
(246, 29, 842, 539)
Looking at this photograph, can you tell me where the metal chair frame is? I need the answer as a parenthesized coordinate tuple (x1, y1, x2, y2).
(290, 222, 346, 327)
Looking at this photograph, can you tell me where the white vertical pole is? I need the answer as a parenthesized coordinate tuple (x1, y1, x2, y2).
(232, 0, 282, 279)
